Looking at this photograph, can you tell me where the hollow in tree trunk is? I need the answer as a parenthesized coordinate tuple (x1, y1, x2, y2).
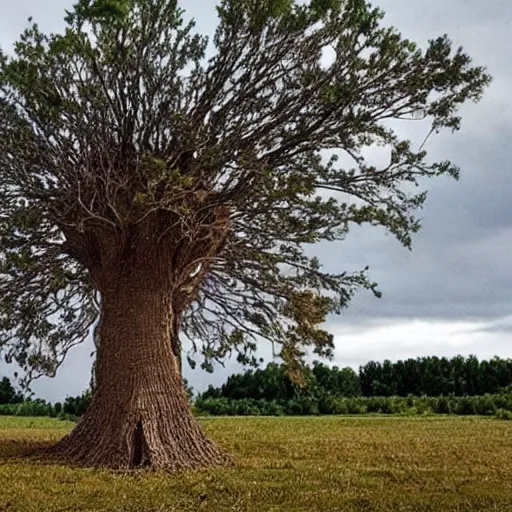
(48, 279, 230, 470)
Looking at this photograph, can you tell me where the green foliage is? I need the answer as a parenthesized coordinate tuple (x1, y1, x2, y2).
(0, 376, 23, 404)
(200, 361, 361, 402)
(3, 355, 509, 420)
(359, 355, 512, 397)
(201, 355, 512, 404)
(496, 409, 512, 421)
(0, 390, 91, 419)
(195, 356, 512, 418)
(67, 0, 132, 24)
(62, 390, 92, 417)
(194, 393, 512, 418)
(0, 399, 55, 417)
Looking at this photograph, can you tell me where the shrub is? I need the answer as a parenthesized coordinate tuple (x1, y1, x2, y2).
(453, 397, 477, 415)
(474, 395, 497, 416)
(496, 408, 512, 420)
(433, 396, 451, 414)
(2, 400, 55, 417)
(63, 390, 91, 417)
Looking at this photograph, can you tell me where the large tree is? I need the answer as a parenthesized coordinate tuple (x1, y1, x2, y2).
(0, 0, 490, 469)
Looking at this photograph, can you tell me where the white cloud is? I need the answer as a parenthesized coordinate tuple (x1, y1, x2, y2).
(329, 317, 512, 370)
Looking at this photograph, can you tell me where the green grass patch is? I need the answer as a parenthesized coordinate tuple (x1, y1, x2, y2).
(1, 416, 512, 511)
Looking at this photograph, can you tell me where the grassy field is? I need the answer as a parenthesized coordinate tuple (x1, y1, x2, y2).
(1, 416, 512, 511)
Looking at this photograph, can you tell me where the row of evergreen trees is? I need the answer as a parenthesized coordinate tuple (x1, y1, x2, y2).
(359, 355, 512, 397)
(200, 355, 512, 401)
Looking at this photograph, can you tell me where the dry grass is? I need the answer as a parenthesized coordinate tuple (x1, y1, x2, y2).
(1, 415, 512, 511)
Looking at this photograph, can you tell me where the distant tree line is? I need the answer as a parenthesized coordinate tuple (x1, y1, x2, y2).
(3, 355, 512, 420)
(195, 355, 512, 418)
(200, 356, 512, 401)
(359, 355, 512, 397)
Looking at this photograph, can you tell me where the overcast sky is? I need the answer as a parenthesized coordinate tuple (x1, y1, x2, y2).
(0, 0, 511, 401)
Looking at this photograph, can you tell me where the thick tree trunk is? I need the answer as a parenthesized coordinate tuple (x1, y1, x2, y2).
(48, 281, 230, 470)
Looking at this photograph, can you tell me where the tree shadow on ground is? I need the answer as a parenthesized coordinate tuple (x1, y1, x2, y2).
(0, 438, 55, 463)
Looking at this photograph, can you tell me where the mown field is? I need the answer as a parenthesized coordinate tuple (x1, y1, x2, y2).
(1, 416, 512, 511)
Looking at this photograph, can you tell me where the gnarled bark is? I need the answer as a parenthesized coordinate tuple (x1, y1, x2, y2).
(48, 277, 230, 470)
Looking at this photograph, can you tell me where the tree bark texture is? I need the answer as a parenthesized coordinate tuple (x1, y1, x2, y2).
(49, 274, 230, 470)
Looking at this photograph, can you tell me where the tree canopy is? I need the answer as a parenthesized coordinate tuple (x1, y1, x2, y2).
(0, 0, 491, 387)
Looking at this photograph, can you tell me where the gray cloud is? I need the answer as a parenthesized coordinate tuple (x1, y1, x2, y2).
(472, 316, 512, 335)
(330, 120, 512, 322)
